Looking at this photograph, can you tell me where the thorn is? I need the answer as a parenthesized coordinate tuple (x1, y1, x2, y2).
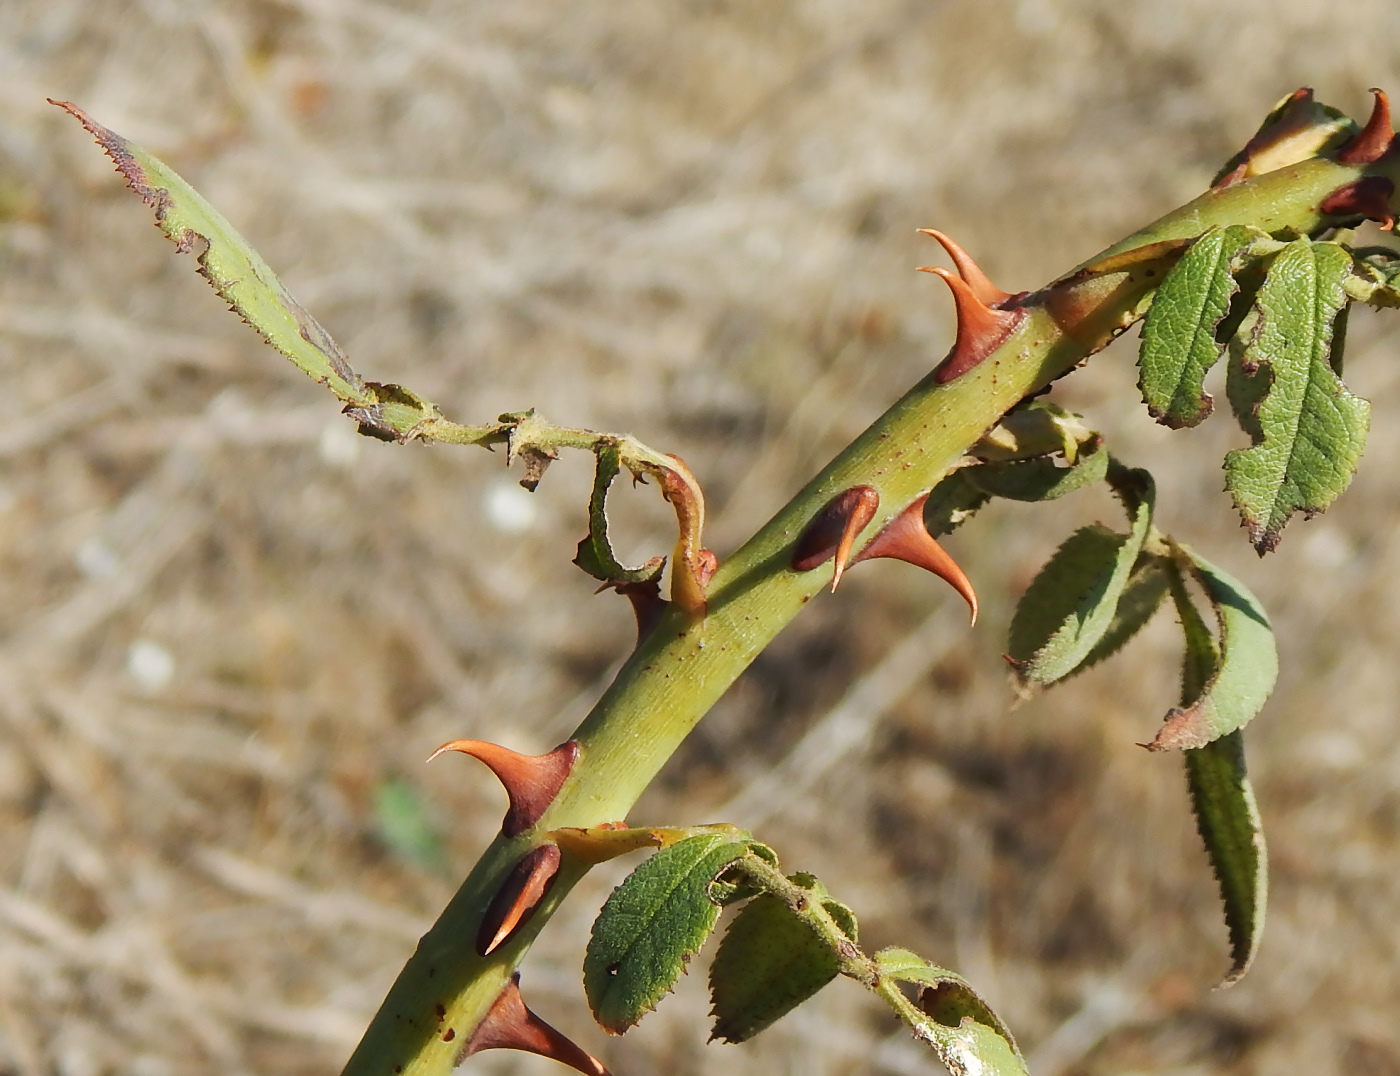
(853, 493, 978, 624)
(476, 844, 563, 956)
(1320, 175, 1396, 230)
(918, 267, 1027, 384)
(1338, 88, 1393, 164)
(602, 579, 667, 645)
(916, 229, 1013, 305)
(462, 973, 610, 1076)
(791, 486, 880, 591)
(428, 740, 579, 837)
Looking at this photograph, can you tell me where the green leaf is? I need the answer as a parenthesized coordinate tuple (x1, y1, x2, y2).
(1147, 543, 1277, 751)
(1224, 239, 1370, 553)
(573, 443, 666, 584)
(708, 879, 847, 1043)
(876, 949, 1027, 1076)
(1073, 554, 1171, 674)
(584, 833, 752, 1033)
(1185, 732, 1268, 984)
(923, 471, 991, 538)
(1007, 467, 1155, 685)
(1139, 225, 1260, 428)
(965, 434, 1109, 502)
(56, 103, 373, 409)
(1167, 573, 1268, 983)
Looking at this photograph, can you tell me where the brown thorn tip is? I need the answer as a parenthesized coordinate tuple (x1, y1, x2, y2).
(463, 974, 610, 1076)
(924, 268, 1027, 384)
(428, 739, 580, 837)
(791, 487, 880, 589)
(916, 228, 1013, 305)
(853, 493, 978, 624)
(477, 844, 563, 956)
(1338, 88, 1393, 164)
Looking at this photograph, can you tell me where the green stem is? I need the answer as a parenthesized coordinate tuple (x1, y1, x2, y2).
(341, 150, 1400, 1075)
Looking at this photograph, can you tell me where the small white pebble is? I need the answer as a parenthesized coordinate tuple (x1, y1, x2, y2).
(127, 638, 175, 693)
(319, 421, 363, 467)
(75, 537, 120, 580)
(483, 480, 539, 534)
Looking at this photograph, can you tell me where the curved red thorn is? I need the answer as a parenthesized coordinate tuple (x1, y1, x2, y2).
(1338, 88, 1393, 164)
(917, 228, 1013, 305)
(791, 486, 880, 592)
(462, 973, 610, 1075)
(476, 843, 563, 956)
(853, 493, 978, 624)
(1320, 175, 1397, 231)
(919, 267, 1027, 384)
(428, 739, 579, 837)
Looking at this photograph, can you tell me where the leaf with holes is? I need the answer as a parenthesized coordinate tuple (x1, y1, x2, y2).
(1007, 467, 1155, 685)
(876, 948, 1027, 1076)
(584, 833, 753, 1033)
(708, 876, 852, 1044)
(1224, 239, 1369, 553)
(1147, 543, 1276, 751)
(1139, 225, 1261, 428)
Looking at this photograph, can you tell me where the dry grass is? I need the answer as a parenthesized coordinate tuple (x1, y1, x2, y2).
(4, 2, 1400, 1073)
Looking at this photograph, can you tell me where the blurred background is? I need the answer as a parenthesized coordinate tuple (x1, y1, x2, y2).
(4, 2, 1400, 1074)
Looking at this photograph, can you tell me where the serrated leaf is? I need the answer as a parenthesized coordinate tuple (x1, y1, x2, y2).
(709, 890, 840, 1044)
(1224, 239, 1369, 553)
(1007, 468, 1155, 684)
(875, 949, 1027, 1076)
(56, 103, 373, 409)
(1073, 554, 1171, 674)
(1148, 544, 1277, 751)
(965, 435, 1109, 502)
(584, 833, 752, 1033)
(1140, 225, 1260, 428)
(1186, 732, 1267, 984)
(573, 443, 666, 584)
(1167, 574, 1268, 983)
(923, 471, 991, 538)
